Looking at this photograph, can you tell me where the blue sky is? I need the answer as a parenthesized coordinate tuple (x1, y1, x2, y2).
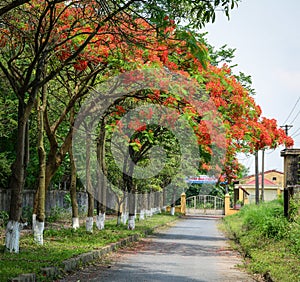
(203, 0, 300, 174)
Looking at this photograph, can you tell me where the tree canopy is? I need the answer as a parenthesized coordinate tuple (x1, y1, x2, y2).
(0, 0, 294, 253)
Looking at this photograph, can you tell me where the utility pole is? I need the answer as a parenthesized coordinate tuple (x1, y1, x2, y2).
(261, 149, 265, 202)
(280, 125, 293, 136)
(255, 151, 259, 204)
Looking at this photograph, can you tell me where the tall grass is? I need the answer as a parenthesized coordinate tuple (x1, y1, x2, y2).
(223, 199, 300, 282)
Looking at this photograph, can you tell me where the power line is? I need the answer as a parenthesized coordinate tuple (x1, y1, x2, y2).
(291, 127, 300, 137)
(293, 132, 300, 138)
(290, 108, 300, 124)
(283, 96, 300, 124)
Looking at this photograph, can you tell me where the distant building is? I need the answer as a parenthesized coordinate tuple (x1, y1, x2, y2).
(234, 170, 283, 203)
(240, 169, 284, 188)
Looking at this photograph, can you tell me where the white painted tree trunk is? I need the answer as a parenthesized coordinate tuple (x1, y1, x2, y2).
(72, 217, 80, 230)
(128, 215, 135, 230)
(149, 209, 153, 216)
(96, 213, 105, 230)
(122, 212, 128, 225)
(170, 207, 175, 215)
(32, 214, 36, 234)
(117, 214, 122, 225)
(32, 214, 44, 245)
(5, 220, 21, 253)
(34, 221, 44, 245)
(86, 217, 94, 233)
(139, 209, 145, 220)
(151, 207, 156, 215)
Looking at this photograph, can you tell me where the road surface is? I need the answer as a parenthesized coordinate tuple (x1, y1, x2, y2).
(60, 216, 256, 282)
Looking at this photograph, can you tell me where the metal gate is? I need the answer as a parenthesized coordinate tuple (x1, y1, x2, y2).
(186, 195, 224, 215)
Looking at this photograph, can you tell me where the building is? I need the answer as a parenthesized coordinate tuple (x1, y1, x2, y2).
(240, 169, 284, 188)
(234, 170, 283, 203)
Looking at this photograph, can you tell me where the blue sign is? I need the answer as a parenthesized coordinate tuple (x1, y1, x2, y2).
(186, 175, 218, 184)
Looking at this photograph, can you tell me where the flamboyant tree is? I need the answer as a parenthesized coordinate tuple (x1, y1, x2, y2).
(0, 0, 142, 252)
(1, 0, 275, 249)
(0, 0, 30, 16)
(35, 12, 184, 233)
(96, 37, 294, 224)
(62, 9, 294, 230)
(0, 0, 239, 246)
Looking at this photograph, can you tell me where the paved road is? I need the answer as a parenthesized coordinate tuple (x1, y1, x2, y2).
(60, 216, 256, 282)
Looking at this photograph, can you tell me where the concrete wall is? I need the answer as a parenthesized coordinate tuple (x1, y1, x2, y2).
(0, 189, 88, 214)
(243, 186, 280, 203)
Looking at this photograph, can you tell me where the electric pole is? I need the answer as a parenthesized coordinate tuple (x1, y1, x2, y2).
(280, 125, 293, 136)
(261, 149, 265, 202)
(255, 151, 259, 204)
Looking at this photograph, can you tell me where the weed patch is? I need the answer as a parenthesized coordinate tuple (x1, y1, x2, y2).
(222, 200, 300, 282)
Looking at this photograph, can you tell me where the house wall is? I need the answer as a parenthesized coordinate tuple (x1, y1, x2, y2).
(245, 187, 280, 203)
(241, 170, 284, 188)
(264, 171, 284, 188)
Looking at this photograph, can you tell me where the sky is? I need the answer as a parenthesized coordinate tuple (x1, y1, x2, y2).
(203, 0, 300, 175)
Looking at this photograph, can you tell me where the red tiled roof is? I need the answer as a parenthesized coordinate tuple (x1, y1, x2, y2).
(245, 175, 278, 186)
(244, 169, 283, 179)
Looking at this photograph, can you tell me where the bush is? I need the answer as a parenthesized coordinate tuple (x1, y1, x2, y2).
(22, 206, 33, 226)
(223, 200, 300, 281)
(47, 207, 65, 223)
(289, 219, 300, 256)
(0, 210, 9, 228)
(241, 200, 287, 239)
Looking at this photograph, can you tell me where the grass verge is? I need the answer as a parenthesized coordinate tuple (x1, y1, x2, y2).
(0, 213, 179, 281)
(221, 200, 300, 282)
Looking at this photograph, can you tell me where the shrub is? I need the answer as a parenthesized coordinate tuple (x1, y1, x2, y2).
(47, 207, 65, 223)
(240, 200, 287, 239)
(22, 206, 33, 226)
(223, 200, 300, 281)
(0, 210, 9, 227)
(289, 220, 300, 256)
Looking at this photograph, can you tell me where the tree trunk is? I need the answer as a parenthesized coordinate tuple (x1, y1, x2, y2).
(85, 129, 94, 232)
(116, 196, 122, 226)
(69, 146, 79, 229)
(162, 188, 167, 212)
(128, 191, 136, 230)
(5, 221, 26, 253)
(122, 193, 128, 225)
(86, 191, 94, 232)
(146, 192, 151, 217)
(148, 191, 153, 217)
(96, 211, 105, 230)
(5, 101, 29, 253)
(33, 84, 47, 245)
(170, 190, 176, 216)
(125, 161, 135, 230)
(96, 121, 106, 230)
(139, 193, 147, 220)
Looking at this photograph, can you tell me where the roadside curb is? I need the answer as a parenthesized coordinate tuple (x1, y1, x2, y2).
(10, 220, 177, 282)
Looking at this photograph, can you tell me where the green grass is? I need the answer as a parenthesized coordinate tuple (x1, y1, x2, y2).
(0, 213, 179, 281)
(222, 200, 300, 282)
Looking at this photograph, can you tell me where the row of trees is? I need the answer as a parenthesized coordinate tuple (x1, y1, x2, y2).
(0, 0, 293, 253)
